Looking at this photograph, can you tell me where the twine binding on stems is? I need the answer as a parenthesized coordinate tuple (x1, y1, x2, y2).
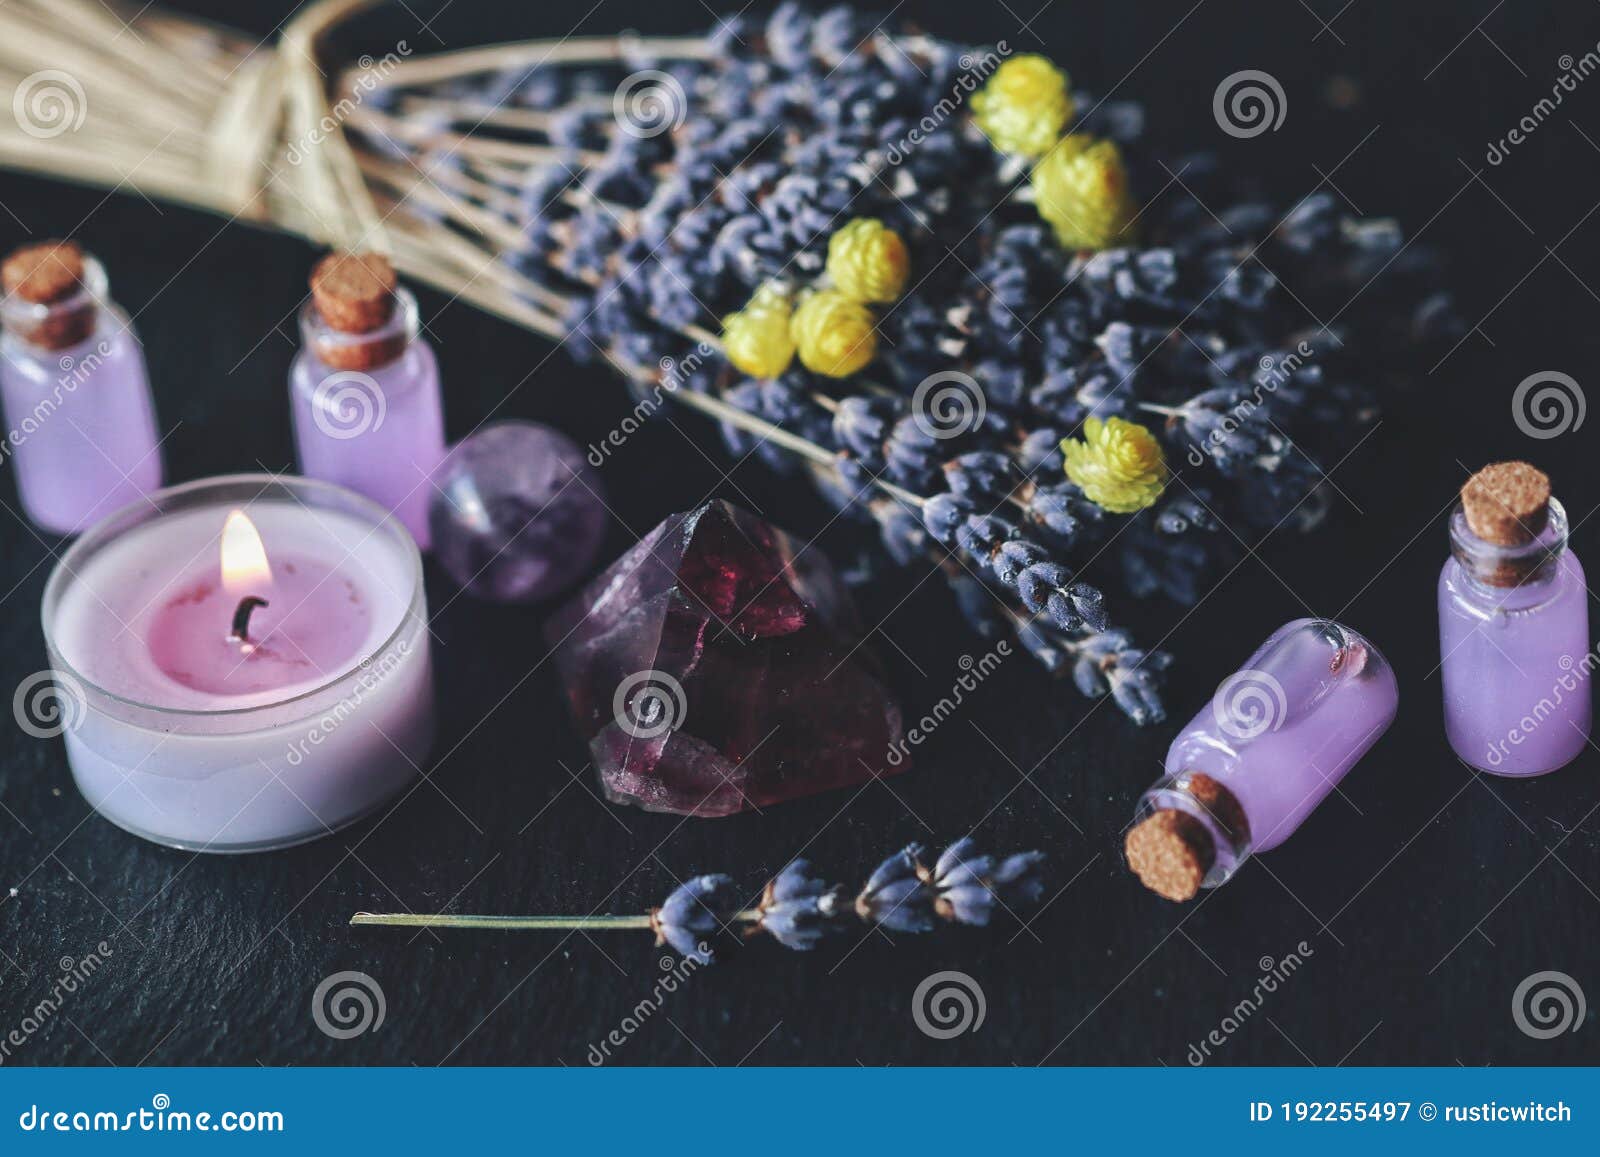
(0, 0, 857, 487)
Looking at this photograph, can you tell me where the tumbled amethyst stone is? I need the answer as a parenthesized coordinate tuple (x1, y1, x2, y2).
(429, 421, 607, 603)
(545, 500, 907, 816)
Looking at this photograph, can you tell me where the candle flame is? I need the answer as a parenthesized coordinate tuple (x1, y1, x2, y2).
(221, 510, 272, 594)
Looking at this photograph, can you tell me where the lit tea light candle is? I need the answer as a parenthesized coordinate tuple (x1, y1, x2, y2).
(147, 509, 376, 696)
(42, 475, 436, 852)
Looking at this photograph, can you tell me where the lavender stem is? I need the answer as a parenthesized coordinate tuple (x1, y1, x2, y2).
(350, 910, 764, 931)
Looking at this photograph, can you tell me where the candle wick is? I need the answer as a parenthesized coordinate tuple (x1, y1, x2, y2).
(229, 596, 269, 643)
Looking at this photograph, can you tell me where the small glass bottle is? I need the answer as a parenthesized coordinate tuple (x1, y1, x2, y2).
(289, 251, 444, 549)
(0, 241, 162, 534)
(1438, 462, 1590, 776)
(1126, 619, 1398, 901)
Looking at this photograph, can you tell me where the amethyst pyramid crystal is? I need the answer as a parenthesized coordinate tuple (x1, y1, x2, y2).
(545, 500, 906, 816)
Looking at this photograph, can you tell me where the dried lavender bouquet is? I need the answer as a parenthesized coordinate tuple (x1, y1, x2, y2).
(0, 1, 1460, 725)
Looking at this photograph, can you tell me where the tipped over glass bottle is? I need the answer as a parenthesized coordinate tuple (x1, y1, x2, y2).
(0, 240, 162, 534)
(1438, 462, 1590, 776)
(1126, 619, 1399, 901)
(290, 251, 445, 549)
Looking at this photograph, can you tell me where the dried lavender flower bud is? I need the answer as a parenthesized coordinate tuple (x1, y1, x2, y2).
(651, 874, 742, 963)
(856, 844, 936, 933)
(1015, 617, 1071, 672)
(1014, 560, 1106, 632)
(944, 451, 1018, 501)
(869, 499, 929, 566)
(991, 538, 1049, 585)
(1095, 321, 1166, 377)
(755, 860, 847, 951)
(925, 837, 999, 926)
(1071, 629, 1173, 725)
(956, 513, 1015, 557)
(832, 395, 896, 464)
(917, 838, 1049, 926)
(989, 851, 1048, 906)
(1027, 481, 1100, 543)
(922, 492, 978, 546)
(1018, 427, 1066, 476)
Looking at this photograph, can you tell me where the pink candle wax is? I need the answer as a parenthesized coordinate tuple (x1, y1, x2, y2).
(147, 514, 373, 696)
(42, 475, 435, 852)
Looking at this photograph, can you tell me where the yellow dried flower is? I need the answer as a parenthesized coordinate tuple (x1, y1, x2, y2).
(1061, 416, 1168, 513)
(1030, 134, 1137, 251)
(826, 218, 910, 304)
(721, 286, 795, 378)
(971, 54, 1075, 158)
(790, 289, 878, 378)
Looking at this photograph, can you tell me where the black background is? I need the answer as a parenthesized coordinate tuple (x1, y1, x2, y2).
(1, 0, 1598, 1067)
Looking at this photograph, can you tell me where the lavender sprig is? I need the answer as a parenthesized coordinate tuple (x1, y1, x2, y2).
(350, 839, 1048, 961)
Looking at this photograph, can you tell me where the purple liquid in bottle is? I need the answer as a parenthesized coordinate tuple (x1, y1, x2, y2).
(290, 270, 444, 549)
(1127, 619, 1398, 900)
(0, 251, 162, 534)
(1439, 470, 1590, 776)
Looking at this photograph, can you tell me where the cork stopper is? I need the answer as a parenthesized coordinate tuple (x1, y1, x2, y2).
(1, 240, 96, 349)
(1186, 772, 1251, 844)
(1125, 810, 1214, 902)
(3, 240, 85, 303)
(309, 251, 405, 370)
(1125, 774, 1250, 903)
(1461, 462, 1550, 547)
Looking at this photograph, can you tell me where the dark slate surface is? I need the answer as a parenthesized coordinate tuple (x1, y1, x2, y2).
(0, 0, 1597, 1066)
